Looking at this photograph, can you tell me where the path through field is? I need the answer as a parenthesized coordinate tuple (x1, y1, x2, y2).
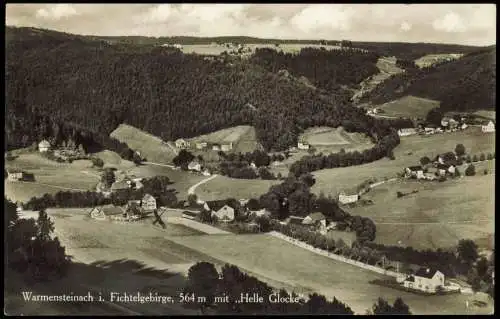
(187, 174, 219, 197)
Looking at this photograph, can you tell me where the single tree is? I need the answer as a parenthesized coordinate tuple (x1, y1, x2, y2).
(420, 156, 431, 166)
(465, 164, 476, 176)
(479, 153, 486, 161)
(186, 262, 220, 306)
(37, 210, 55, 242)
(455, 144, 466, 157)
(457, 239, 479, 265)
(392, 297, 411, 314)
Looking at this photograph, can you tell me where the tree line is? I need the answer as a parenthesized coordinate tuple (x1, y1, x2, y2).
(24, 175, 178, 210)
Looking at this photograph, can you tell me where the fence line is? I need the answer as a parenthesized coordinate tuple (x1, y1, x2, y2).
(267, 231, 401, 278)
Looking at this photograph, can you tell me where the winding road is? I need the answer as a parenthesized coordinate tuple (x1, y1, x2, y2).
(187, 174, 219, 198)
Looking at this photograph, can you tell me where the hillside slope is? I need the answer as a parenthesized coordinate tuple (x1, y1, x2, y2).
(6, 26, 386, 153)
(360, 46, 496, 112)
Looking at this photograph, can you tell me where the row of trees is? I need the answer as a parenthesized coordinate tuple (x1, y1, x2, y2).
(289, 131, 400, 176)
(364, 238, 484, 278)
(24, 176, 178, 210)
(6, 198, 70, 281)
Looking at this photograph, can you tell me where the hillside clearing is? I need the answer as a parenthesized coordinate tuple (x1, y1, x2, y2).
(348, 174, 495, 250)
(473, 110, 496, 120)
(4, 153, 100, 203)
(376, 95, 441, 119)
(110, 124, 177, 164)
(187, 125, 262, 154)
(300, 126, 374, 150)
(414, 53, 464, 68)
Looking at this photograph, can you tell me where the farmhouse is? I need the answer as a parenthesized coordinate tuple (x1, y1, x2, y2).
(89, 205, 126, 221)
(212, 144, 221, 151)
(38, 139, 51, 153)
(196, 142, 208, 150)
(302, 212, 327, 229)
(6, 169, 25, 182)
(436, 163, 455, 176)
(397, 128, 417, 137)
(141, 194, 157, 212)
(110, 180, 130, 192)
(403, 267, 445, 293)
(202, 169, 211, 176)
(212, 205, 235, 223)
(461, 123, 468, 130)
(405, 166, 424, 179)
(221, 142, 233, 152)
(338, 192, 359, 205)
(297, 141, 310, 150)
(482, 120, 495, 133)
(188, 160, 202, 172)
(424, 127, 436, 135)
(175, 138, 190, 149)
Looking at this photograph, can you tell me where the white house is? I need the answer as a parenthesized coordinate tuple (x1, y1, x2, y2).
(141, 194, 157, 212)
(221, 143, 233, 152)
(211, 205, 235, 222)
(89, 205, 126, 221)
(196, 142, 208, 150)
(338, 192, 359, 205)
(397, 128, 417, 137)
(405, 166, 425, 179)
(403, 268, 445, 293)
(188, 160, 202, 172)
(297, 141, 310, 150)
(249, 208, 271, 219)
(202, 169, 211, 176)
(212, 144, 221, 151)
(461, 123, 468, 130)
(424, 127, 436, 135)
(7, 169, 25, 182)
(175, 138, 190, 149)
(38, 140, 51, 153)
(482, 121, 495, 133)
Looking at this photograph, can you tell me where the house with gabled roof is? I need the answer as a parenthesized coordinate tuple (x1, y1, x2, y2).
(403, 267, 445, 293)
(405, 165, 424, 179)
(89, 205, 126, 221)
(212, 205, 235, 223)
(110, 180, 130, 192)
(482, 120, 495, 133)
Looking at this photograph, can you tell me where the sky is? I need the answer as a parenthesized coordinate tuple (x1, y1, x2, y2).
(5, 3, 497, 46)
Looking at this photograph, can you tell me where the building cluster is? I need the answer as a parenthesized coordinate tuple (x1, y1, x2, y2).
(182, 199, 271, 224)
(89, 193, 157, 222)
(175, 138, 234, 152)
(398, 267, 449, 293)
(404, 153, 460, 181)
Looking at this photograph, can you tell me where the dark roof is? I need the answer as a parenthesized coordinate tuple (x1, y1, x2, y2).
(407, 165, 423, 171)
(436, 163, 452, 170)
(414, 267, 439, 279)
(7, 168, 24, 174)
(289, 216, 305, 224)
(205, 200, 228, 212)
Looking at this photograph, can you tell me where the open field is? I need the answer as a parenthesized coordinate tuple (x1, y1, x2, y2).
(414, 53, 464, 68)
(300, 126, 374, 151)
(126, 164, 206, 200)
(188, 125, 262, 154)
(312, 126, 495, 196)
(110, 124, 177, 164)
(4, 153, 100, 203)
(166, 233, 493, 315)
(376, 95, 441, 119)
(348, 173, 495, 250)
(195, 175, 280, 201)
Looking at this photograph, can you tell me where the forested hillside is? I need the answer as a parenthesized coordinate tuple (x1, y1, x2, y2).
(6, 26, 394, 154)
(360, 46, 496, 112)
(250, 47, 379, 92)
